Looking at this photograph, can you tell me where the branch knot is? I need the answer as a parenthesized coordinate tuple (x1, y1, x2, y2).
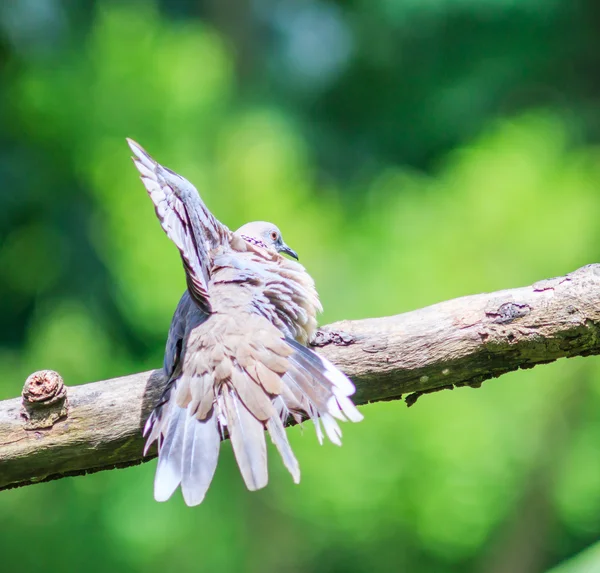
(21, 370, 68, 429)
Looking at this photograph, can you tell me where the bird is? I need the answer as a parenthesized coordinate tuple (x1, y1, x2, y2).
(127, 138, 363, 506)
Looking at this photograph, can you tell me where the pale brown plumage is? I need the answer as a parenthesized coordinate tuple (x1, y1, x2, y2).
(128, 139, 363, 506)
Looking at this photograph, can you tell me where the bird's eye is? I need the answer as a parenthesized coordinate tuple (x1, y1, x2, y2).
(270, 231, 278, 241)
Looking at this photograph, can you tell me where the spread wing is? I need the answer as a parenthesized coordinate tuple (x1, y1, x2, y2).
(127, 138, 230, 313)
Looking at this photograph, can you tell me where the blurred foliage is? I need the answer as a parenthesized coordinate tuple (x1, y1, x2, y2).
(1, 1, 600, 572)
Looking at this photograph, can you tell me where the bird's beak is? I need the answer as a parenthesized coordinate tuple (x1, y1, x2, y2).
(279, 243, 299, 260)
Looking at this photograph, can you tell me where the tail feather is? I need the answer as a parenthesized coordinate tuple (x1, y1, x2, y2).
(331, 387, 363, 423)
(321, 412, 343, 446)
(154, 405, 186, 502)
(267, 414, 300, 483)
(180, 407, 221, 506)
(312, 408, 325, 445)
(222, 384, 268, 491)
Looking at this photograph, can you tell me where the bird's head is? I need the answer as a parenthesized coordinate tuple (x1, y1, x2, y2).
(235, 221, 299, 260)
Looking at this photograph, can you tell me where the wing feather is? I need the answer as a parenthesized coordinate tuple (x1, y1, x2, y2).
(127, 138, 230, 312)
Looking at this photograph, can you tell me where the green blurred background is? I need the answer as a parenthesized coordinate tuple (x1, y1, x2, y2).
(2, 1, 600, 572)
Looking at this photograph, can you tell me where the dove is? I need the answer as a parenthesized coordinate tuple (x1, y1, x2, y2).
(127, 138, 363, 505)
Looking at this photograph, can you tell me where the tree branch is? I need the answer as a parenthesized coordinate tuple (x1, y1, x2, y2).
(2, 264, 600, 491)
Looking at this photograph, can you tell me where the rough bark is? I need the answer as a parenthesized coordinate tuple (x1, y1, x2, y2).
(2, 264, 600, 492)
